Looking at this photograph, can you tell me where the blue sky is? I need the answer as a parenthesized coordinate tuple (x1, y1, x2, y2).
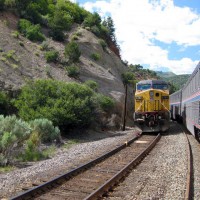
(72, 0, 200, 75)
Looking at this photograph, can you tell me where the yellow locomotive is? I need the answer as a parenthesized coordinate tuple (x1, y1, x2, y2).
(134, 80, 170, 132)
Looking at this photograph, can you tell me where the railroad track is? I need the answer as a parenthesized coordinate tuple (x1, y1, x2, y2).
(11, 133, 160, 200)
(183, 127, 193, 200)
(103, 123, 194, 200)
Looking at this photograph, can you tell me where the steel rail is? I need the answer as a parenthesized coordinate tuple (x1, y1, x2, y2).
(184, 131, 193, 200)
(84, 133, 161, 200)
(10, 132, 141, 200)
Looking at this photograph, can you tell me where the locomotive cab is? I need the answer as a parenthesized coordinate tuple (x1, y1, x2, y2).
(134, 80, 170, 132)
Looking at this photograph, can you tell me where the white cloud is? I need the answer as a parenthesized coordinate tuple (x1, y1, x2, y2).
(81, 0, 200, 74)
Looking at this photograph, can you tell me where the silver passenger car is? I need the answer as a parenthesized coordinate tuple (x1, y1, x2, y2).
(170, 62, 200, 141)
(170, 89, 182, 122)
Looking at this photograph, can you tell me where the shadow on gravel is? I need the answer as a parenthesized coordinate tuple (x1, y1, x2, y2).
(61, 127, 139, 143)
(141, 121, 187, 137)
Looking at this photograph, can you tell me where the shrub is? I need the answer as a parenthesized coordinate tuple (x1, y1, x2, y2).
(65, 41, 81, 63)
(24, 2, 43, 24)
(71, 35, 79, 41)
(11, 31, 20, 38)
(83, 12, 101, 28)
(19, 41, 24, 46)
(18, 19, 32, 35)
(13, 80, 96, 129)
(0, 115, 32, 165)
(29, 118, 60, 143)
(84, 80, 98, 91)
(90, 53, 100, 61)
(0, 91, 10, 115)
(19, 131, 43, 161)
(48, 10, 73, 31)
(99, 39, 107, 50)
(65, 65, 80, 78)
(40, 41, 49, 51)
(90, 25, 101, 37)
(48, 27, 65, 42)
(26, 24, 45, 42)
(93, 94, 115, 112)
(18, 19, 45, 42)
(45, 50, 59, 63)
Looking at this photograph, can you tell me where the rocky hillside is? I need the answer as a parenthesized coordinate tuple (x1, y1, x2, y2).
(0, 12, 136, 125)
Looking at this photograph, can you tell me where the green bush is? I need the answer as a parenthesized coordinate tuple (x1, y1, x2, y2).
(0, 115, 32, 165)
(65, 41, 81, 63)
(18, 19, 32, 35)
(0, 91, 10, 115)
(13, 80, 96, 129)
(90, 25, 101, 37)
(11, 31, 20, 38)
(84, 80, 98, 91)
(90, 53, 100, 61)
(48, 27, 65, 41)
(56, 0, 88, 24)
(65, 65, 80, 78)
(83, 12, 101, 28)
(25, 3, 43, 24)
(20, 131, 43, 161)
(45, 50, 59, 63)
(26, 24, 45, 42)
(29, 118, 60, 143)
(40, 41, 49, 51)
(18, 19, 45, 42)
(99, 39, 107, 50)
(93, 94, 115, 112)
(48, 9, 73, 31)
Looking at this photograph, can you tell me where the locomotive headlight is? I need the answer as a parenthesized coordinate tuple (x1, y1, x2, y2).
(158, 116, 162, 119)
(135, 96, 143, 100)
(149, 91, 154, 96)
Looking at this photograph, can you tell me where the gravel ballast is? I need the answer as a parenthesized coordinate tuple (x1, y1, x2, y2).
(105, 122, 189, 199)
(188, 134, 200, 199)
(0, 127, 140, 199)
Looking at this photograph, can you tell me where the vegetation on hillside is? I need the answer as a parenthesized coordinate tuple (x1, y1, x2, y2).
(156, 71, 176, 78)
(121, 63, 159, 85)
(1, 0, 120, 56)
(165, 74, 190, 91)
(0, 79, 115, 166)
(0, 115, 60, 165)
(0, 0, 122, 166)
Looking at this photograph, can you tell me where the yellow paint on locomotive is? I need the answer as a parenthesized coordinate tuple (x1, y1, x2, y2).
(135, 89, 169, 112)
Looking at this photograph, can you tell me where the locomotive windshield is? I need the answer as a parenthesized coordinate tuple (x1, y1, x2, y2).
(152, 84, 168, 90)
(137, 83, 168, 90)
(137, 84, 151, 90)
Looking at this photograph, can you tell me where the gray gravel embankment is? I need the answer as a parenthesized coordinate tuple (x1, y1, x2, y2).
(188, 134, 200, 200)
(105, 122, 189, 200)
(0, 127, 140, 199)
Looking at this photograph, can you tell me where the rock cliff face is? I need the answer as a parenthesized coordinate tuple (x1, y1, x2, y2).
(0, 12, 134, 127)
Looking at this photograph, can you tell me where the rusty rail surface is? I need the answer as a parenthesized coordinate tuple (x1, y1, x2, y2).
(10, 132, 141, 200)
(85, 133, 161, 200)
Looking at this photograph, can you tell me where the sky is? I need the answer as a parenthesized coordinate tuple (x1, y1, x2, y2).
(71, 0, 200, 75)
